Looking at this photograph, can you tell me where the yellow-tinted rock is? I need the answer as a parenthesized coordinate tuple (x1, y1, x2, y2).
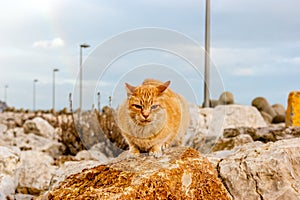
(286, 91, 300, 126)
(40, 147, 231, 200)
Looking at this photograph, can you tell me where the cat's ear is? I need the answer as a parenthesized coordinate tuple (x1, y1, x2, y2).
(125, 83, 136, 96)
(157, 80, 171, 94)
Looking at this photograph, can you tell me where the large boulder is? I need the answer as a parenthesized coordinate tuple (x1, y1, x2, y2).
(209, 105, 267, 136)
(252, 97, 277, 123)
(272, 103, 286, 123)
(0, 146, 21, 198)
(218, 91, 234, 105)
(23, 117, 57, 140)
(14, 133, 65, 158)
(212, 138, 300, 199)
(17, 150, 58, 195)
(39, 147, 231, 200)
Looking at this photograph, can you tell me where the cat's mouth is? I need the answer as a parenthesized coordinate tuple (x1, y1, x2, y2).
(140, 119, 152, 124)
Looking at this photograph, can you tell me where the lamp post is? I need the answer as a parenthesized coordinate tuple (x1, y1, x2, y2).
(52, 68, 59, 110)
(204, 0, 211, 107)
(4, 85, 8, 104)
(33, 79, 38, 111)
(79, 43, 90, 111)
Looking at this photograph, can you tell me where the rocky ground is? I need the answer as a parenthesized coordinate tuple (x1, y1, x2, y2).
(0, 100, 299, 199)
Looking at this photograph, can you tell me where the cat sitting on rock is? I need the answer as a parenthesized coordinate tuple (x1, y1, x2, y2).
(117, 79, 190, 157)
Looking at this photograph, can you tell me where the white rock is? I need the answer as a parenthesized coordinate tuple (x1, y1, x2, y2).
(18, 150, 58, 194)
(0, 124, 7, 135)
(16, 133, 65, 158)
(23, 117, 57, 140)
(217, 139, 300, 199)
(0, 146, 21, 198)
(75, 150, 109, 163)
(188, 104, 213, 132)
(7, 193, 36, 200)
(209, 105, 267, 136)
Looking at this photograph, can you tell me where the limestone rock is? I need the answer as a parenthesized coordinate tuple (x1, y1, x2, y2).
(40, 147, 231, 200)
(212, 134, 253, 152)
(75, 149, 109, 163)
(17, 150, 57, 195)
(216, 139, 300, 199)
(0, 123, 7, 134)
(14, 133, 65, 158)
(0, 146, 21, 198)
(209, 105, 267, 136)
(211, 126, 300, 152)
(23, 117, 57, 140)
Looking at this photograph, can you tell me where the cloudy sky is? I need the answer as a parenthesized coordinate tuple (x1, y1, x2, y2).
(1, 0, 299, 110)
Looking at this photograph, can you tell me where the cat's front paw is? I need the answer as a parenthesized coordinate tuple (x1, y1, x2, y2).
(128, 147, 140, 158)
(162, 143, 170, 150)
(149, 146, 162, 158)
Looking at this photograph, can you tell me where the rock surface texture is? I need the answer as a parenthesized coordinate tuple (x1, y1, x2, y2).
(213, 138, 300, 200)
(40, 147, 232, 200)
(209, 105, 267, 136)
(0, 146, 21, 198)
(286, 91, 300, 126)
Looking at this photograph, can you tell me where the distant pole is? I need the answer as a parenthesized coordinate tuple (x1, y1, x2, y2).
(33, 79, 38, 111)
(52, 68, 59, 110)
(97, 91, 101, 112)
(69, 93, 73, 112)
(4, 85, 8, 104)
(79, 43, 90, 111)
(109, 96, 112, 107)
(204, 0, 211, 107)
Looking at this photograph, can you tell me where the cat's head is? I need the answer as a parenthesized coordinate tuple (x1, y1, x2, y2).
(125, 80, 170, 125)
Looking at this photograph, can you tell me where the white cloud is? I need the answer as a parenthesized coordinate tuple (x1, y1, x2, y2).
(232, 68, 255, 76)
(33, 37, 64, 48)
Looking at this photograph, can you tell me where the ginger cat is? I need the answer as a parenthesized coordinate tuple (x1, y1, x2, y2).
(117, 79, 190, 157)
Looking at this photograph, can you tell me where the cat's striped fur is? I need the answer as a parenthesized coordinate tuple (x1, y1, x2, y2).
(117, 79, 190, 157)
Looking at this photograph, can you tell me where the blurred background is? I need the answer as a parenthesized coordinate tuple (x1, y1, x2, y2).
(0, 0, 299, 110)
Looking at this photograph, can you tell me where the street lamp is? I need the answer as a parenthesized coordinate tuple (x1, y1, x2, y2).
(52, 68, 59, 110)
(33, 79, 38, 111)
(204, 0, 211, 107)
(4, 85, 8, 103)
(79, 43, 90, 111)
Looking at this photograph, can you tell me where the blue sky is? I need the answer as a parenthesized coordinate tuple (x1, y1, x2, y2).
(1, 0, 299, 110)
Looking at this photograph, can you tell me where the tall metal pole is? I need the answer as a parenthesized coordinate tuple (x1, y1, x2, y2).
(33, 79, 38, 111)
(204, 0, 211, 107)
(80, 46, 82, 111)
(52, 69, 59, 110)
(79, 43, 90, 111)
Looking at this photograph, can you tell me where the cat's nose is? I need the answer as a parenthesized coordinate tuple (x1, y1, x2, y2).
(143, 114, 149, 119)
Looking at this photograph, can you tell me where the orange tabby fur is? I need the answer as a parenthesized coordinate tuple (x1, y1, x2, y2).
(117, 79, 190, 157)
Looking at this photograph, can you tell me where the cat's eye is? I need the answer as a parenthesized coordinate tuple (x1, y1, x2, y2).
(151, 105, 159, 110)
(133, 104, 142, 109)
